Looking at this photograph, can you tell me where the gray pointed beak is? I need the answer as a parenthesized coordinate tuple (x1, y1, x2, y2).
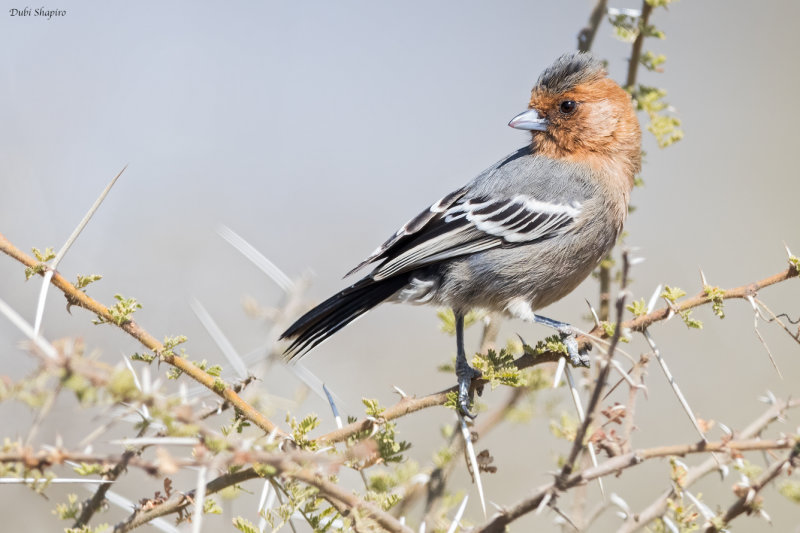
(508, 108, 548, 131)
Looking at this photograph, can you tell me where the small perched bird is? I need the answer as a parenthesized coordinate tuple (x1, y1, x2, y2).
(281, 52, 641, 416)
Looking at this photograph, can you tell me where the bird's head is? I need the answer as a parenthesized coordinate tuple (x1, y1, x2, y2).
(509, 53, 641, 184)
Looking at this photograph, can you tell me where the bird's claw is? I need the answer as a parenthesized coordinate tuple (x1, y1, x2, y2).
(558, 326, 591, 367)
(456, 364, 482, 420)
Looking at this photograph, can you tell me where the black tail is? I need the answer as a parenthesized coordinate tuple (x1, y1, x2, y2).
(280, 274, 411, 358)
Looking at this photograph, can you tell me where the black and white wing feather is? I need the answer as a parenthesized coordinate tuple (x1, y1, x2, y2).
(345, 186, 469, 277)
(348, 191, 582, 281)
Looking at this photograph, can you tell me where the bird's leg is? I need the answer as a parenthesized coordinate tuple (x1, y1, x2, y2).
(454, 310, 481, 418)
(530, 314, 591, 367)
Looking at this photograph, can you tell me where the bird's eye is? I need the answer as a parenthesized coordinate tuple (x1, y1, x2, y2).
(559, 100, 577, 115)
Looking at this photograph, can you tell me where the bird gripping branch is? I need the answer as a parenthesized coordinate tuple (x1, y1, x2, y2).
(281, 52, 641, 418)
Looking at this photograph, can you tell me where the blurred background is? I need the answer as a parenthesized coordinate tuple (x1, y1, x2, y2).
(1, 1, 799, 530)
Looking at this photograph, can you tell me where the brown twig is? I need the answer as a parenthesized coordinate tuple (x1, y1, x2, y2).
(620, 267, 796, 336)
(597, 260, 612, 322)
(577, 0, 609, 53)
(626, 0, 654, 89)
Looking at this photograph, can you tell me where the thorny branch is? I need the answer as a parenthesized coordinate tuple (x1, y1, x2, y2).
(0, 231, 285, 438)
(313, 263, 798, 446)
(2, 227, 798, 531)
(108, 454, 412, 533)
(618, 398, 800, 533)
(473, 399, 799, 533)
(73, 427, 147, 528)
(577, 0, 609, 53)
(0, 5, 797, 526)
(705, 441, 800, 532)
(626, 0, 654, 89)
(558, 251, 631, 489)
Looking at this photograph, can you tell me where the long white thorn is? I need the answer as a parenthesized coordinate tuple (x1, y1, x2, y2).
(552, 356, 566, 388)
(685, 489, 715, 520)
(585, 299, 601, 328)
(609, 358, 644, 390)
(0, 478, 111, 484)
(33, 165, 126, 335)
(459, 415, 486, 518)
(191, 466, 208, 533)
(446, 494, 469, 533)
(217, 225, 294, 293)
(565, 365, 605, 499)
(643, 328, 709, 444)
(258, 480, 273, 533)
(647, 284, 663, 314)
(536, 491, 552, 514)
(0, 296, 58, 359)
(190, 298, 248, 379)
(746, 295, 783, 378)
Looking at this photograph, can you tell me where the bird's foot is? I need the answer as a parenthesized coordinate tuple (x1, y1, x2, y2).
(456, 362, 483, 420)
(558, 326, 591, 367)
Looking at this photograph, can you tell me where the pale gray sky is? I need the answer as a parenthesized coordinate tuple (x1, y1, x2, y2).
(2, 2, 799, 530)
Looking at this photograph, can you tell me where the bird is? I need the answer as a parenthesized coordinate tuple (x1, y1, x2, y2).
(280, 52, 641, 417)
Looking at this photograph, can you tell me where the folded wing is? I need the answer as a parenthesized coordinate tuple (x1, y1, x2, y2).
(349, 191, 582, 281)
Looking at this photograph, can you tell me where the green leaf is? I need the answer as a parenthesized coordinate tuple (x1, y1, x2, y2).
(32, 246, 56, 263)
(522, 334, 568, 358)
(232, 517, 259, 533)
(608, 13, 639, 42)
(162, 335, 188, 356)
(779, 480, 800, 504)
(25, 246, 56, 279)
(632, 85, 684, 148)
(130, 352, 156, 363)
(661, 285, 686, 303)
(646, 0, 678, 7)
(287, 413, 320, 450)
(703, 285, 726, 319)
(549, 412, 579, 442)
(94, 294, 142, 325)
(203, 497, 222, 515)
(443, 390, 460, 410)
(627, 298, 647, 317)
(600, 321, 630, 342)
(640, 51, 666, 71)
(350, 399, 411, 463)
(54, 493, 81, 520)
(75, 274, 102, 291)
(679, 310, 703, 329)
(471, 348, 525, 389)
(362, 398, 384, 417)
